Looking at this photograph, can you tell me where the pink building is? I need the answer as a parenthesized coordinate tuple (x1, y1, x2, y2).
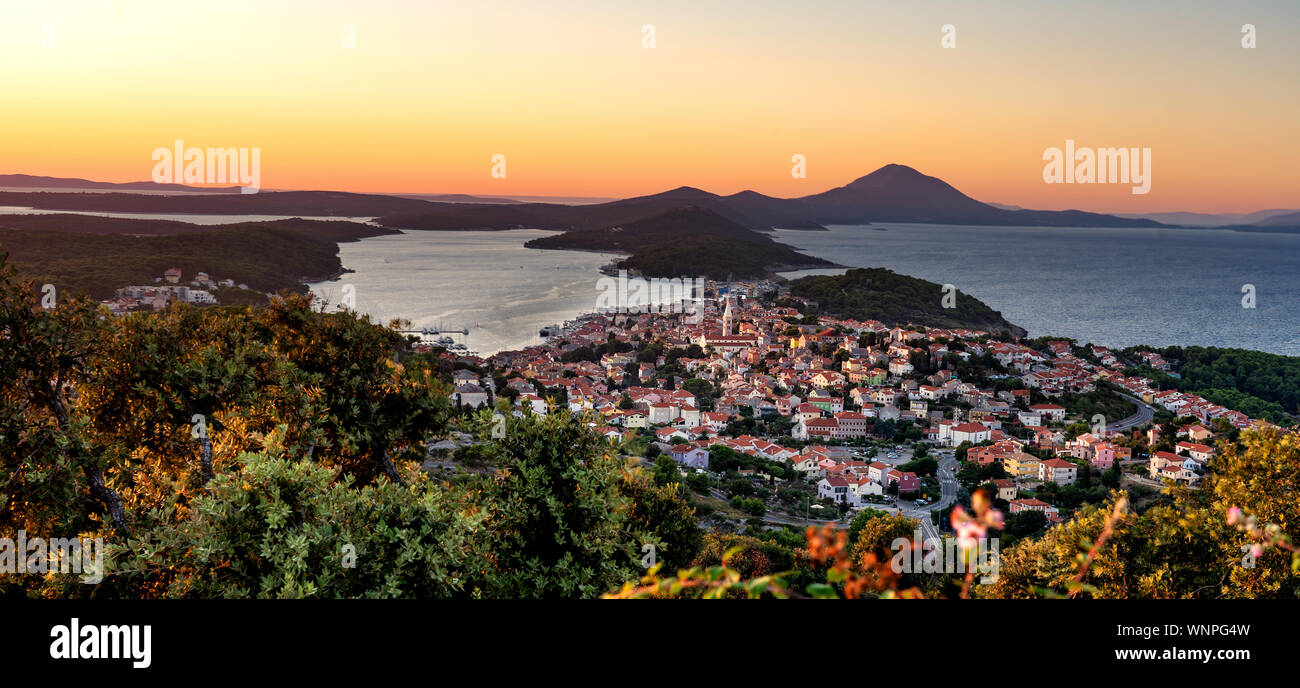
(1091, 441, 1116, 470)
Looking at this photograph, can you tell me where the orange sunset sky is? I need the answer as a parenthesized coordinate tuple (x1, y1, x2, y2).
(1, 0, 1296, 213)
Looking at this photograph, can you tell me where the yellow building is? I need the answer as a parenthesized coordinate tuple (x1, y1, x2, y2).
(1002, 452, 1043, 479)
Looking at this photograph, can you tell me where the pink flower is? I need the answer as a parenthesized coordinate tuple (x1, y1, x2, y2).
(1226, 506, 1243, 526)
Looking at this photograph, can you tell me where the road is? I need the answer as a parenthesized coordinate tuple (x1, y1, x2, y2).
(1109, 393, 1155, 432)
(902, 452, 957, 542)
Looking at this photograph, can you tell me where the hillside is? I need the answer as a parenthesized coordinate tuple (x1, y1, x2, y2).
(0, 217, 395, 300)
(1251, 210, 1300, 228)
(523, 206, 836, 279)
(788, 268, 1026, 335)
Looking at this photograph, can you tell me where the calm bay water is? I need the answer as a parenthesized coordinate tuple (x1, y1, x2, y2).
(775, 224, 1300, 356)
(308, 230, 620, 355)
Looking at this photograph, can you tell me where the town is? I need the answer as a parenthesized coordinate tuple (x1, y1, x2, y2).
(420, 279, 1280, 542)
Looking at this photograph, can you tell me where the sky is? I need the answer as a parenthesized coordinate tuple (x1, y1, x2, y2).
(0, 0, 1296, 213)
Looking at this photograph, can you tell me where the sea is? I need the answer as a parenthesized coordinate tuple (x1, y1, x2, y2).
(774, 224, 1300, 357)
(6, 205, 1297, 357)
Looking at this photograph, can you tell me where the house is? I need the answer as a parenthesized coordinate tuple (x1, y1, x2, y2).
(648, 403, 680, 425)
(992, 478, 1017, 502)
(1038, 458, 1078, 485)
(1176, 441, 1214, 463)
(1178, 424, 1213, 442)
(807, 395, 843, 414)
(164, 267, 182, 284)
(951, 422, 991, 446)
(517, 394, 547, 415)
(670, 446, 710, 469)
(1028, 403, 1066, 422)
(1002, 452, 1043, 480)
(1017, 411, 1043, 427)
(1091, 441, 1117, 470)
(794, 403, 823, 424)
(791, 455, 822, 476)
(793, 417, 838, 441)
(884, 469, 920, 494)
(1156, 464, 1200, 485)
(867, 462, 889, 484)
(1149, 447, 1196, 481)
(832, 411, 868, 438)
(851, 476, 883, 499)
(1009, 498, 1059, 520)
(818, 476, 852, 503)
(621, 410, 648, 429)
(702, 411, 730, 432)
(453, 384, 489, 409)
(452, 370, 480, 387)
(1069, 433, 1103, 461)
(654, 427, 690, 443)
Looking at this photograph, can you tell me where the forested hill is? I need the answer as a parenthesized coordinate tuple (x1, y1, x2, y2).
(788, 268, 1026, 335)
(0, 216, 395, 299)
(1124, 345, 1300, 423)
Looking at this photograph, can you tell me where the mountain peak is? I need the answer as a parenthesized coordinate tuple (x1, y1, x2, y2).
(846, 164, 932, 189)
(653, 185, 716, 199)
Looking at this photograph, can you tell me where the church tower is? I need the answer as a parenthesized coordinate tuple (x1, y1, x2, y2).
(722, 297, 734, 336)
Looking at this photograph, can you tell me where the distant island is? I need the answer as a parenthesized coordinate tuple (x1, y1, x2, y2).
(523, 206, 837, 279)
(0, 164, 1182, 232)
(4, 165, 1295, 235)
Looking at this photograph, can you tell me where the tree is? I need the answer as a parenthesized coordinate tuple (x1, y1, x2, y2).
(106, 442, 481, 598)
(852, 512, 919, 563)
(652, 455, 680, 486)
(0, 258, 125, 537)
(682, 378, 714, 400)
(1101, 466, 1121, 488)
(847, 508, 890, 545)
(474, 410, 638, 598)
(618, 470, 704, 572)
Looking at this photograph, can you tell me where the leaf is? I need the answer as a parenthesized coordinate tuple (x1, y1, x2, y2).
(807, 583, 838, 599)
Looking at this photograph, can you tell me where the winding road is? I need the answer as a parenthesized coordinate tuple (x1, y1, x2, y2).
(1108, 392, 1156, 432)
